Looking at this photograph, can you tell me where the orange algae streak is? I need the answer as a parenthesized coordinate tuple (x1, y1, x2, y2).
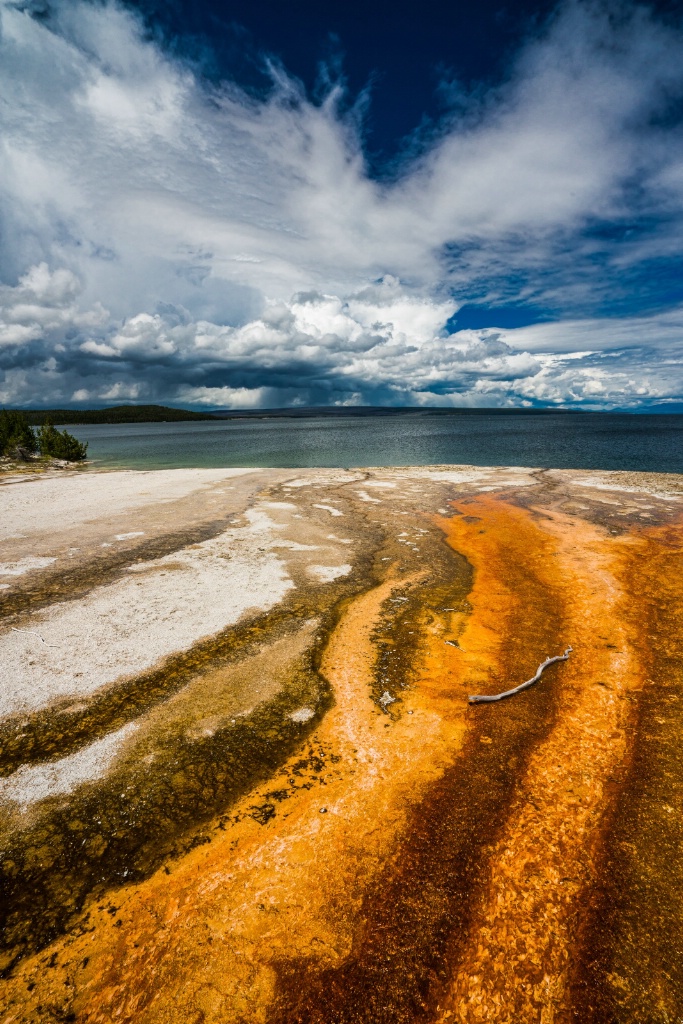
(571, 518, 683, 1022)
(2, 569, 473, 1024)
(435, 497, 562, 704)
(435, 499, 645, 1024)
(268, 498, 569, 1023)
(5, 493, 674, 1024)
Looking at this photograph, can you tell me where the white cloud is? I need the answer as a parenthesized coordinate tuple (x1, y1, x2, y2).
(0, 262, 107, 348)
(98, 381, 142, 400)
(1, 0, 683, 408)
(178, 386, 272, 408)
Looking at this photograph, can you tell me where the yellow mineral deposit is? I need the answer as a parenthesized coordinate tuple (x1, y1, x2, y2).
(1, 466, 682, 1022)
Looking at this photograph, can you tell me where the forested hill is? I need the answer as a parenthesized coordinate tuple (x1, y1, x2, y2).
(18, 405, 588, 426)
(21, 406, 219, 425)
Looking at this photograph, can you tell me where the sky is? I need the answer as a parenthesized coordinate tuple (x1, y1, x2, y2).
(1, 0, 683, 410)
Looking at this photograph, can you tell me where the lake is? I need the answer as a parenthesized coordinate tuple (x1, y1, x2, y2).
(65, 412, 683, 474)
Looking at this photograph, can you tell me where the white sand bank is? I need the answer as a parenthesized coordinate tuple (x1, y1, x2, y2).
(0, 723, 138, 808)
(0, 468, 255, 541)
(0, 556, 56, 576)
(0, 505, 295, 719)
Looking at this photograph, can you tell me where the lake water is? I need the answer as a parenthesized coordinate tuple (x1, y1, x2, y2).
(64, 412, 683, 474)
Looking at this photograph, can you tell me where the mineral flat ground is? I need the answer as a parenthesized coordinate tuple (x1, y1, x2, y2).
(1, 463, 682, 1024)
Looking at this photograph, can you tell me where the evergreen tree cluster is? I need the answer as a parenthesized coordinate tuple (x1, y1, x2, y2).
(0, 410, 88, 462)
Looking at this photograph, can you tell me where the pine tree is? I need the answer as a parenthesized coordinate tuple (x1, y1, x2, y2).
(0, 410, 37, 458)
(37, 419, 88, 461)
(37, 420, 60, 457)
(1, 411, 87, 462)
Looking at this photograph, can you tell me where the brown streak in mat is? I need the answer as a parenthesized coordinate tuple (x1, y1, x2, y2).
(265, 497, 567, 1024)
(569, 518, 683, 1024)
(434, 503, 645, 1024)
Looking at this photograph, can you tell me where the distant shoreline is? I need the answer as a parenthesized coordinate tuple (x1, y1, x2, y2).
(6, 411, 682, 475)
(2, 403, 646, 427)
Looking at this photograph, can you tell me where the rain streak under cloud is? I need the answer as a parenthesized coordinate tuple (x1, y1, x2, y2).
(1, 0, 683, 409)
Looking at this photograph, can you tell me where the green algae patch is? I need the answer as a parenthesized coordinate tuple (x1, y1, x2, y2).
(0, 625, 329, 974)
(0, 604, 317, 776)
(0, 476, 391, 975)
(370, 540, 473, 718)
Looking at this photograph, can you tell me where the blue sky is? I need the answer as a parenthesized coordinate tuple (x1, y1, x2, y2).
(1, 0, 683, 409)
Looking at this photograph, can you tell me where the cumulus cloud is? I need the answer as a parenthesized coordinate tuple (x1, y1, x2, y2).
(1, 0, 683, 408)
(0, 263, 107, 348)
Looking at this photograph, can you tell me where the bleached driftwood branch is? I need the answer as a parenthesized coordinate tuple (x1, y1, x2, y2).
(468, 647, 573, 705)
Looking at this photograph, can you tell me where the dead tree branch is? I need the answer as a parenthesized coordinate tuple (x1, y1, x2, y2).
(468, 647, 573, 705)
